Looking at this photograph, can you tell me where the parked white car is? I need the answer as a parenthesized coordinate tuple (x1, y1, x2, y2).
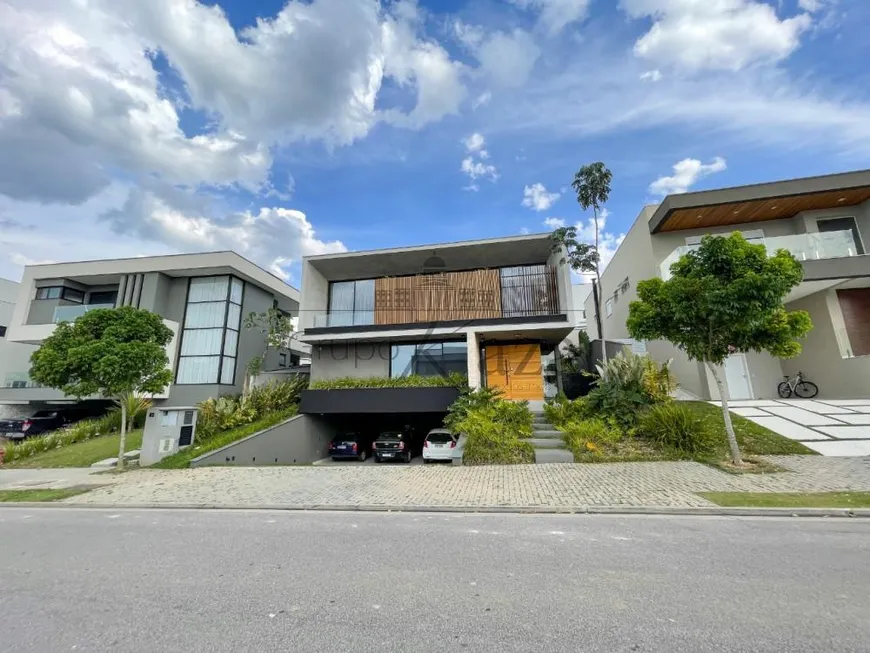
(422, 429, 457, 463)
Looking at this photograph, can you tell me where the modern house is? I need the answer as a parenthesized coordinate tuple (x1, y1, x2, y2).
(297, 234, 575, 420)
(590, 169, 870, 400)
(1, 252, 307, 410)
(0, 278, 38, 419)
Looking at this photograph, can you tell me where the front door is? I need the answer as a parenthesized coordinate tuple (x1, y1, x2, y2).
(723, 354, 753, 400)
(485, 344, 543, 401)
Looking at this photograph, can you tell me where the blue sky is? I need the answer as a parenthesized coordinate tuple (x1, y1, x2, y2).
(1, 0, 868, 285)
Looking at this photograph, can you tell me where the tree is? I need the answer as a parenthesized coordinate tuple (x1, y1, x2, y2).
(30, 306, 173, 470)
(551, 162, 613, 363)
(243, 308, 297, 393)
(626, 233, 812, 464)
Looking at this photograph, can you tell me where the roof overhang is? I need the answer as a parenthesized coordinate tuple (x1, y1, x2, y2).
(304, 233, 555, 281)
(649, 169, 870, 234)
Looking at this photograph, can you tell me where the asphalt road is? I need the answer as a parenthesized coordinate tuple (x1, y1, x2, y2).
(1, 509, 868, 652)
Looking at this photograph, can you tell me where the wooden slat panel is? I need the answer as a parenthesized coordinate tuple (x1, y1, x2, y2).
(374, 269, 501, 325)
(661, 187, 870, 232)
(838, 289, 870, 357)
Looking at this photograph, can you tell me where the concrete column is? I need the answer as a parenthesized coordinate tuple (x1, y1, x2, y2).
(122, 274, 135, 306)
(116, 275, 128, 308)
(466, 331, 482, 389)
(131, 274, 144, 308)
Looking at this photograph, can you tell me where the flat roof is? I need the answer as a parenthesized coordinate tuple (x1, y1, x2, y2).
(23, 251, 300, 304)
(305, 233, 555, 281)
(649, 168, 870, 233)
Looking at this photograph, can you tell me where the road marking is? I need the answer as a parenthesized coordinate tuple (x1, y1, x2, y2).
(107, 514, 121, 519)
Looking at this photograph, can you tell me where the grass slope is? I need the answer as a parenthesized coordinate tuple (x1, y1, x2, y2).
(4, 430, 143, 469)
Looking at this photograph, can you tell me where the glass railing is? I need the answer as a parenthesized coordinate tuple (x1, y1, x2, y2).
(53, 303, 116, 324)
(660, 230, 862, 280)
(313, 312, 375, 328)
(3, 373, 42, 389)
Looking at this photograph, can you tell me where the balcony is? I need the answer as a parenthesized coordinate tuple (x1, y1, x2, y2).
(3, 373, 42, 389)
(53, 303, 116, 324)
(312, 265, 561, 330)
(661, 230, 862, 280)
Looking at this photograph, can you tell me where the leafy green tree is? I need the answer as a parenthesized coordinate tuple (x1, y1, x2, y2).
(551, 162, 613, 362)
(243, 308, 297, 393)
(627, 233, 812, 464)
(30, 306, 173, 469)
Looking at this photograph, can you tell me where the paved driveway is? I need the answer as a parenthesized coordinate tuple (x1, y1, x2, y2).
(60, 456, 870, 509)
(720, 399, 870, 456)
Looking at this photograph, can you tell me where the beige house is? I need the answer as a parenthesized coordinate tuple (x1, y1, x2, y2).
(587, 169, 870, 400)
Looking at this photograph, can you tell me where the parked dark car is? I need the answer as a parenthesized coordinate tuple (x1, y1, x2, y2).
(372, 428, 422, 463)
(328, 432, 375, 461)
(0, 408, 91, 440)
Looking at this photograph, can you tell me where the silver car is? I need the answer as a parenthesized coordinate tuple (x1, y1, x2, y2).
(422, 428, 457, 463)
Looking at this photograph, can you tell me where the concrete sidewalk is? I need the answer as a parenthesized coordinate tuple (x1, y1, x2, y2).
(56, 456, 870, 510)
(0, 468, 115, 490)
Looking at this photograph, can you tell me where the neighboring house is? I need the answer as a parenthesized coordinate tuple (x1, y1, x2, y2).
(588, 169, 870, 400)
(0, 278, 38, 419)
(566, 283, 592, 341)
(298, 233, 574, 416)
(2, 252, 307, 410)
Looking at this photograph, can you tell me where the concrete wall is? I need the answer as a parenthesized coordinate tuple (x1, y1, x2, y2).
(547, 247, 574, 318)
(309, 342, 391, 382)
(138, 272, 174, 317)
(300, 259, 328, 331)
(191, 413, 333, 466)
(780, 290, 870, 398)
(0, 279, 39, 401)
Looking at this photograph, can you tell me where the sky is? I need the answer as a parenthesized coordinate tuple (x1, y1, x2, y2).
(1, 0, 868, 286)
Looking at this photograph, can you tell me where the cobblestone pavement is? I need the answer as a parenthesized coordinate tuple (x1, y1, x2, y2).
(62, 456, 870, 509)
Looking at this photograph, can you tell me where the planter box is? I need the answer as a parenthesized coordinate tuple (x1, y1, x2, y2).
(300, 387, 461, 414)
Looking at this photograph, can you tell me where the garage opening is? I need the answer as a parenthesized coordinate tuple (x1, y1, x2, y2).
(315, 412, 449, 466)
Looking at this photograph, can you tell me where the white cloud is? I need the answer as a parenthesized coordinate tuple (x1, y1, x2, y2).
(472, 91, 492, 110)
(798, 0, 824, 11)
(460, 158, 498, 182)
(522, 183, 561, 211)
(649, 157, 727, 195)
(99, 186, 346, 280)
(620, 0, 813, 71)
(460, 132, 498, 188)
(0, 0, 468, 207)
(573, 209, 625, 277)
(519, 227, 531, 235)
(454, 22, 541, 89)
(462, 133, 486, 153)
(543, 217, 565, 229)
(640, 69, 662, 82)
(509, 0, 592, 34)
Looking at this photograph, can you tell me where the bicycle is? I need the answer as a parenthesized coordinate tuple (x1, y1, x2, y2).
(777, 371, 819, 399)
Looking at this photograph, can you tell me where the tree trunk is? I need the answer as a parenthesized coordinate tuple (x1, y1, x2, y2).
(117, 402, 127, 471)
(706, 362, 742, 464)
(593, 206, 607, 365)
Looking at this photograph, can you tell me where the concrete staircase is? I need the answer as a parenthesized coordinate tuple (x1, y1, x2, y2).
(529, 410, 574, 464)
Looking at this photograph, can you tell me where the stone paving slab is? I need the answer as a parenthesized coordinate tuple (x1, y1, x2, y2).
(61, 456, 870, 510)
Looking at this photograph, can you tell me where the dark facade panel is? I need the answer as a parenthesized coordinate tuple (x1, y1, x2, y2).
(300, 387, 461, 414)
(304, 313, 569, 336)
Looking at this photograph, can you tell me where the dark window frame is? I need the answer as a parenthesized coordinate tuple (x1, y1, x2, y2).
(817, 216, 865, 255)
(175, 275, 245, 386)
(35, 287, 63, 300)
(279, 352, 288, 367)
(389, 340, 467, 379)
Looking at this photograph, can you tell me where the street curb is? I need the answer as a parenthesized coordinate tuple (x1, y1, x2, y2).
(2, 502, 869, 518)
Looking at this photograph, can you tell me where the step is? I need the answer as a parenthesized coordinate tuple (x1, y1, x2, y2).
(529, 429, 563, 439)
(532, 422, 556, 430)
(534, 448, 575, 464)
(526, 438, 567, 449)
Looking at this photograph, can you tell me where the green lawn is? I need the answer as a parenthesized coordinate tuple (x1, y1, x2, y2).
(684, 401, 815, 458)
(153, 409, 296, 469)
(0, 487, 94, 502)
(700, 492, 870, 508)
(5, 430, 143, 469)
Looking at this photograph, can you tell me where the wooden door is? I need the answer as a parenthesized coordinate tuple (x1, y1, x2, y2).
(485, 345, 543, 400)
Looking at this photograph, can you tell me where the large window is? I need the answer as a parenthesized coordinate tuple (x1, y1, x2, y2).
(328, 279, 375, 326)
(390, 341, 467, 378)
(176, 276, 244, 385)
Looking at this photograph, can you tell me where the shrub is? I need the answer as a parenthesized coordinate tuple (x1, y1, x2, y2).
(310, 372, 466, 390)
(544, 394, 591, 428)
(642, 357, 677, 404)
(446, 388, 534, 465)
(196, 376, 308, 440)
(639, 403, 717, 456)
(585, 381, 650, 430)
